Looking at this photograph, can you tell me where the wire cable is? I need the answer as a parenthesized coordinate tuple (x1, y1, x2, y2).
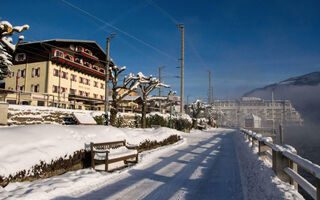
(60, 0, 176, 61)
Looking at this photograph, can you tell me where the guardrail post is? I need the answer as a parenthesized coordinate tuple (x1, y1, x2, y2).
(316, 178, 320, 200)
(288, 150, 298, 190)
(258, 141, 268, 159)
(252, 137, 257, 149)
(272, 150, 291, 183)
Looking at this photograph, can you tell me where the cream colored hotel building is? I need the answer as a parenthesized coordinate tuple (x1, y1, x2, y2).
(0, 39, 114, 110)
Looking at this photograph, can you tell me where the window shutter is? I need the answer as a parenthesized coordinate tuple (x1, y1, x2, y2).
(38, 68, 40, 77)
(37, 84, 40, 92)
(32, 68, 34, 77)
(31, 84, 34, 92)
(17, 69, 20, 78)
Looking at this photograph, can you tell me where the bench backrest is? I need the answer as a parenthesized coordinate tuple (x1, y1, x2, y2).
(91, 140, 126, 150)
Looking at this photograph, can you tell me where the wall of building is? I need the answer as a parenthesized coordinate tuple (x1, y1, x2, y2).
(212, 98, 303, 127)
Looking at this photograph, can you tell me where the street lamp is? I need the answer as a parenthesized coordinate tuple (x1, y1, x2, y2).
(105, 33, 116, 125)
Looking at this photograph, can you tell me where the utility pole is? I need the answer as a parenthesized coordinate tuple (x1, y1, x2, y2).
(158, 65, 166, 113)
(177, 24, 184, 113)
(207, 70, 211, 104)
(211, 72, 213, 102)
(105, 34, 116, 125)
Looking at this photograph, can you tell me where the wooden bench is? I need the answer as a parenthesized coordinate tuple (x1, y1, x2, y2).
(90, 140, 138, 171)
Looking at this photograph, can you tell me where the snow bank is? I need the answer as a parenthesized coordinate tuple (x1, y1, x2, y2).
(0, 125, 182, 177)
(234, 131, 304, 200)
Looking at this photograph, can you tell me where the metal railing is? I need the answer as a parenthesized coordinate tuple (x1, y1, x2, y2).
(241, 128, 320, 200)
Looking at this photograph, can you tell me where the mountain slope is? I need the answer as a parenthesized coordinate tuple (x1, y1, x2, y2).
(244, 72, 320, 122)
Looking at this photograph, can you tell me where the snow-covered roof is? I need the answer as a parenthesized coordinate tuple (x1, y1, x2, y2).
(20, 39, 105, 54)
(122, 96, 141, 101)
(73, 113, 97, 125)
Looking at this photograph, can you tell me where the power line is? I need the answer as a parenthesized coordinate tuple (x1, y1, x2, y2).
(60, 0, 176, 60)
(145, 0, 179, 24)
(146, 0, 208, 71)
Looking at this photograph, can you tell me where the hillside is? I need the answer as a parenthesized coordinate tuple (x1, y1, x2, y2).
(244, 72, 320, 122)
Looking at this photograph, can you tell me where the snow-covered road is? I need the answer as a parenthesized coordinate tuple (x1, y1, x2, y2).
(56, 129, 243, 200)
(1, 128, 303, 200)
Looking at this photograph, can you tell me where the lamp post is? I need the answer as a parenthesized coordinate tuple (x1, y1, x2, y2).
(105, 33, 116, 125)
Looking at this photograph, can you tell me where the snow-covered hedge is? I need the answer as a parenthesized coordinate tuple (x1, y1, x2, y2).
(0, 125, 182, 186)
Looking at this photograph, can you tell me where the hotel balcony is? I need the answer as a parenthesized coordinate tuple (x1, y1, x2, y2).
(51, 49, 109, 79)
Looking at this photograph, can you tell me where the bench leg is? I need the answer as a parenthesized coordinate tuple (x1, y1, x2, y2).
(91, 159, 95, 170)
(105, 160, 108, 172)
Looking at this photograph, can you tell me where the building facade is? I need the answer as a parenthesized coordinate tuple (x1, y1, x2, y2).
(0, 39, 113, 110)
(212, 97, 303, 127)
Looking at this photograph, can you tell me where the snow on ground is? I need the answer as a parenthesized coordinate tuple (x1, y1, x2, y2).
(0, 125, 182, 177)
(8, 104, 104, 116)
(0, 128, 304, 200)
(234, 131, 304, 200)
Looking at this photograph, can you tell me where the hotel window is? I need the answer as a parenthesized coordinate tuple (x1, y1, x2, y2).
(85, 92, 89, 97)
(31, 84, 39, 93)
(61, 71, 68, 79)
(35, 68, 40, 77)
(70, 88, 76, 95)
(65, 54, 73, 61)
(79, 77, 84, 84)
(86, 79, 90, 86)
(19, 85, 25, 91)
(15, 53, 26, 62)
(32, 68, 40, 77)
(94, 81, 98, 87)
(18, 69, 26, 78)
(92, 65, 98, 70)
(54, 50, 64, 58)
(53, 85, 59, 93)
(100, 83, 104, 89)
(100, 95, 104, 100)
(79, 90, 84, 96)
(60, 87, 67, 94)
(71, 74, 77, 82)
(99, 68, 105, 74)
(93, 94, 98, 99)
(53, 69, 59, 77)
(9, 71, 14, 78)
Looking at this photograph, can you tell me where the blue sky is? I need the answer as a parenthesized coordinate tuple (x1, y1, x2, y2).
(1, 0, 320, 102)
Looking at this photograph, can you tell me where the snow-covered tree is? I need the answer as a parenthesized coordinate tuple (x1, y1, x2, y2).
(188, 100, 206, 128)
(109, 66, 142, 126)
(0, 21, 29, 80)
(137, 73, 170, 128)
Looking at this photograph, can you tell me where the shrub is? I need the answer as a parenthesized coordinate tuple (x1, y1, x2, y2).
(173, 118, 192, 131)
(146, 114, 168, 128)
(93, 115, 105, 125)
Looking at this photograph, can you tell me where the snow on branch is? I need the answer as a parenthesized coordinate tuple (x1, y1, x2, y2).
(0, 20, 29, 80)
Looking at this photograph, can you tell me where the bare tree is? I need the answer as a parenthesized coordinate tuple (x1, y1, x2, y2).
(108, 65, 142, 126)
(0, 21, 29, 80)
(138, 73, 170, 128)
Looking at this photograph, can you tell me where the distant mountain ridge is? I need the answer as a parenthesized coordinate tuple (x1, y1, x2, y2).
(244, 72, 320, 97)
(243, 71, 320, 122)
